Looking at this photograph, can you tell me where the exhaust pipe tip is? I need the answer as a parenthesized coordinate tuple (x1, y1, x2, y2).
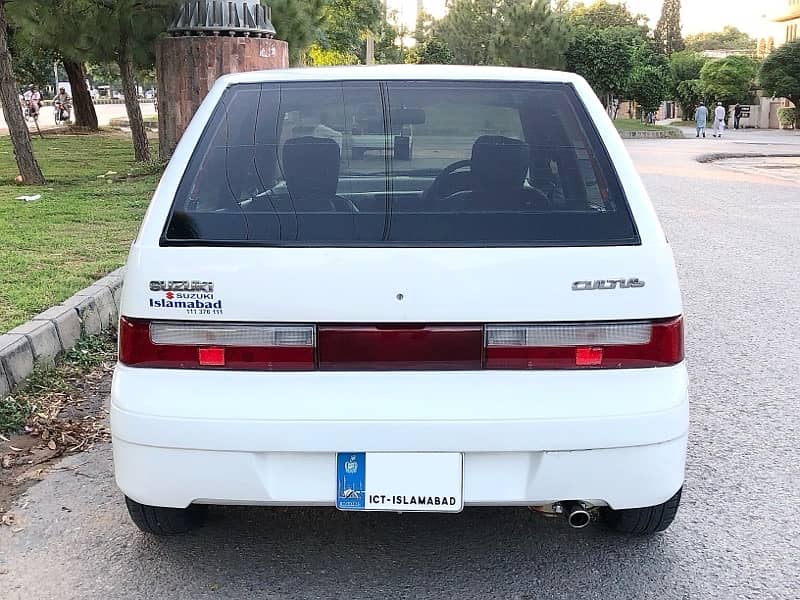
(567, 508, 592, 529)
(560, 501, 593, 529)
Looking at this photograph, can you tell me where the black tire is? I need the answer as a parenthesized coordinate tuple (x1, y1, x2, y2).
(124, 496, 207, 535)
(601, 487, 682, 535)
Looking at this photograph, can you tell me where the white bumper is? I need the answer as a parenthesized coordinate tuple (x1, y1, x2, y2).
(111, 364, 688, 510)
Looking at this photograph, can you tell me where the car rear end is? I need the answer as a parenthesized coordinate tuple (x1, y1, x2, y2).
(111, 66, 687, 533)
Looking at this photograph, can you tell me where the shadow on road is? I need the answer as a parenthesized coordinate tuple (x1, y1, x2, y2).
(121, 505, 686, 599)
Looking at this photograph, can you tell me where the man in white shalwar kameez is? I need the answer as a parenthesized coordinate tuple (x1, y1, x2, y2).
(713, 102, 726, 138)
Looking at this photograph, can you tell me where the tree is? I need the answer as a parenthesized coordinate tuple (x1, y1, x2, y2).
(317, 0, 381, 58)
(568, 0, 648, 33)
(627, 64, 669, 114)
(410, 37, 454, 64)
(414, 9, 435, 45)
(7, 29, 56, 90)
(653, 0, 684, 55)
(374, 12, 403, 64)
(760, 40, 800, 127)
(81, 0, 175, 162)
(0, 0, 45, 184)
(700, 55, 757, 106)
(566, 26, 634, 106)
(271, 0, 327, 65)
(685, 26, 756, 53)
(437, 0, 497, 65)
(6, 1, 103, 129)
(667, 50, 706, 116)
(63, 60, 97, 129)
(307, 44, 359, 66)
(491, 0, 570, 69)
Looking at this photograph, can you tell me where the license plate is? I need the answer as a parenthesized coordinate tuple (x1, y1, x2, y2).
(336, 452, 463, 512)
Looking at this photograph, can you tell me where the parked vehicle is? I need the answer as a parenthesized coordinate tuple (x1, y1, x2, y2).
(113, 65, 687, 536)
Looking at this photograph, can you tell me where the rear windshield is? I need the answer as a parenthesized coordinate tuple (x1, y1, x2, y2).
(162, 80, 638, 247)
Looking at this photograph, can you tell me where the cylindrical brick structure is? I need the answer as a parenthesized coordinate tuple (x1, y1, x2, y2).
(156, 36, 288, 159)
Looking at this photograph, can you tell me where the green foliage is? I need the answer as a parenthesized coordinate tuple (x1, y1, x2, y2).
(491, 0, 570, 69)
(307, 44, 359, 66)
(317, 0, 381, 58)
(374, 15, 403, 64)
(700, 55, 757, 105)
(7, 0, 176, 68)
(759, 40, 800, 122)
(437, 0, 497, 65)
(627, 64, 669, 112)
(414, 9, 436, 45)
(271, 0, 327, 65)
(566, 26, 634, 103)
(7, 27, 57, 90)
(437, 0, 569, 69)
(410, 38, 454, 65)
(668, 50, 707, 116)
(567, 0, 648, 32)
(777, 107, 796, 129)
(675, 79, 705, 118)
(653, 0, 684, 55)
(685, 26, 757, 53)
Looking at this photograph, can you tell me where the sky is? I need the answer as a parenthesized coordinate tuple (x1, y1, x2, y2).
(387, 0, 788, 39)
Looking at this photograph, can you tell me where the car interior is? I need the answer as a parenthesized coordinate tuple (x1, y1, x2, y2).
(164, 81, 637, 245)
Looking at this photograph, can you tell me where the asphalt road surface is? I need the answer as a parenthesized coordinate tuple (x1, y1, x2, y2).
(0, 102, 156, 133)
(1, 130, 799, 600)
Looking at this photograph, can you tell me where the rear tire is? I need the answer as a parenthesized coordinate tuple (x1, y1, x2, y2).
(124, 496, 207, 535)
(601, 487, 682, 535)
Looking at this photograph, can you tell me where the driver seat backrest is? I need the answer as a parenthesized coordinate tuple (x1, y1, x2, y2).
(282, 136, 341, 211)
(471, 135, 529, 192)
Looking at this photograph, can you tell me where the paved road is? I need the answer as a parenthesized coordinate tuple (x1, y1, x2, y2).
(0, 102, 156, 133)
(1, 132, 799, 599)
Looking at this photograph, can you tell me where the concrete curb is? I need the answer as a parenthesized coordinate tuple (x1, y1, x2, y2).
(0, 267, 125, 397)
(619, 129, 684, 139)
(696, 152, 800, 163)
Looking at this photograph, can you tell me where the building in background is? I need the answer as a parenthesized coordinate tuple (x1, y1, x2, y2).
(774, 0, 800, 42)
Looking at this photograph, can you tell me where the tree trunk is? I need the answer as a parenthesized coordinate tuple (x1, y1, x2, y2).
(117, 43, 150, 162)
(63, 60, 98, 130)
(0, 1, 45, 184)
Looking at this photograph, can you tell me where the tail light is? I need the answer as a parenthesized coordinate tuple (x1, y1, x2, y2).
(484, 317, 683, 369)
(317, 325, 482, 370)
(119, 316, 682, 371)
(119, 317, 315, 370)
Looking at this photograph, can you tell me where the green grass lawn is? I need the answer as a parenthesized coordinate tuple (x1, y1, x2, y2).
(0, 133, 159, 331)
(612, 118, 672, 132)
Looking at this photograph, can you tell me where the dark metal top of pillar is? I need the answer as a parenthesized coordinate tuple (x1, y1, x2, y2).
(169, 1, 276, 37)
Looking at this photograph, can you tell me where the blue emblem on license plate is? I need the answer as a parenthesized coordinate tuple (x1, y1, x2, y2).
(336, 452, 366, 510)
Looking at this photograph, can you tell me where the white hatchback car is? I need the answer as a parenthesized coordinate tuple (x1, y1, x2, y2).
(112, 65, 687, 536)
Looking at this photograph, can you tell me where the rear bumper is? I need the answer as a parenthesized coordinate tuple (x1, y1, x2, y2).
(111, 364, 688, 509)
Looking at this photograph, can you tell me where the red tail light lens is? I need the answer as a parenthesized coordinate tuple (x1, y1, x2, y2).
(318, 325, 483, 371)
(119, 317, 315, 370)
(119, 317, 683, 371)
(484, 317, 683, 369)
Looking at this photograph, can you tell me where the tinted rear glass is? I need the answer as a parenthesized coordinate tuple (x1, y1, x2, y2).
(163, 80, 638, 247)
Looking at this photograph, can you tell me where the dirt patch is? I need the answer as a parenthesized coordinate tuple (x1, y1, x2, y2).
(0, 335, 115, 518)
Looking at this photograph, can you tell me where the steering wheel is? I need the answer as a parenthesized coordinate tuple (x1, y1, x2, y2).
(423, 159, 472, 205)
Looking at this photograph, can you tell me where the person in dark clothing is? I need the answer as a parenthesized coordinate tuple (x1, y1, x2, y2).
(734, 103, 742, 130)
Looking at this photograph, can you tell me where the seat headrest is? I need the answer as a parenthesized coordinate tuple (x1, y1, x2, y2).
(471, 135, 529, 190)
(282, 136, 340, 203)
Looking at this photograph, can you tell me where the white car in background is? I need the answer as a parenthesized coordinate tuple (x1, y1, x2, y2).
(112, 65, 687, 536)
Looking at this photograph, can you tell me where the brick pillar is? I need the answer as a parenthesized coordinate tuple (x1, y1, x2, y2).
(156, 36, 288, 159)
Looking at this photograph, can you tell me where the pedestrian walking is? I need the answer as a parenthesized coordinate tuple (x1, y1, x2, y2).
(694, 101, 708, 138)
(712, 102, 726, 138)
(734, 103, 742, 129)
